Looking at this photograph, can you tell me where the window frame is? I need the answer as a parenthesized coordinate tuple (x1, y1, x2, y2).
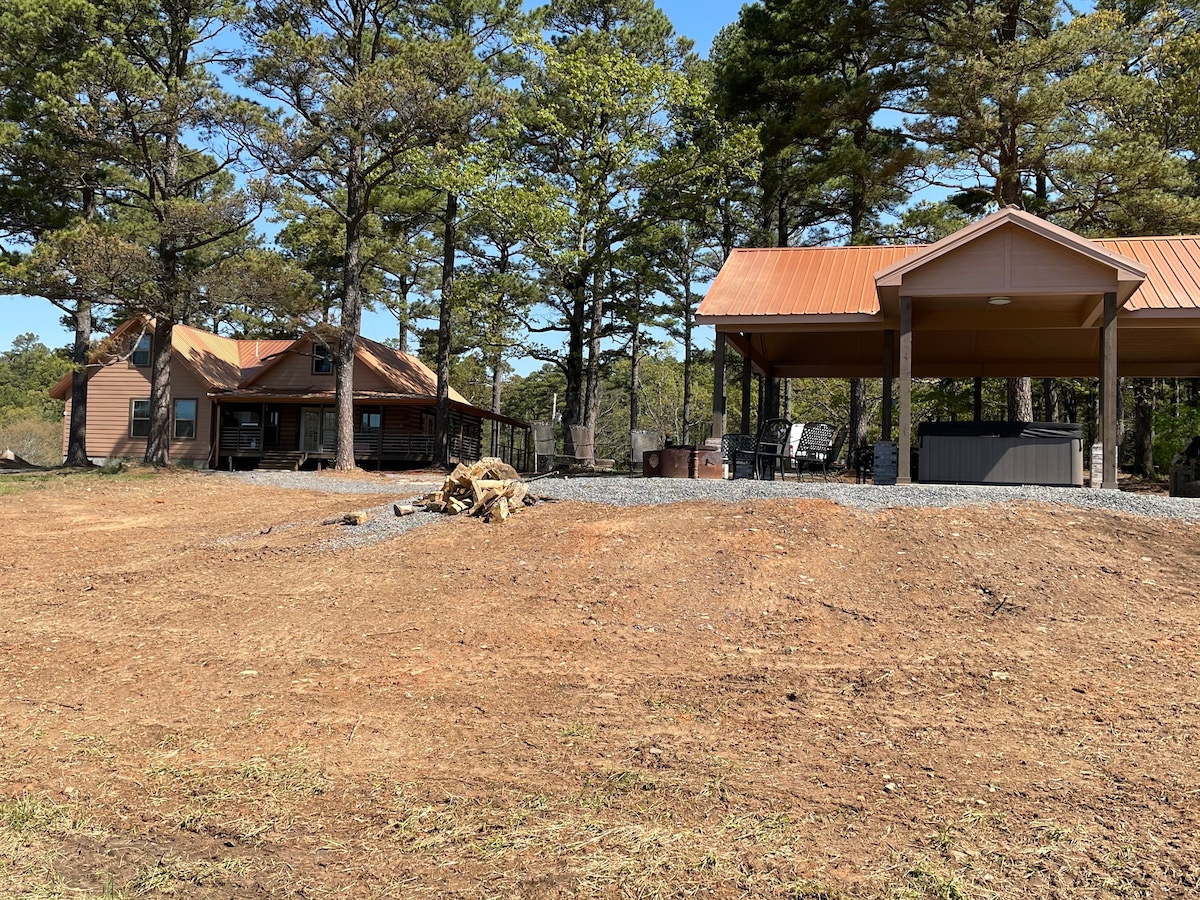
(357, 406, 382, 434)
(130, 398, 151, 438)
(173, 398, 198, 440)
(312, 344, 334, 375)
(131, 334, 151, 367)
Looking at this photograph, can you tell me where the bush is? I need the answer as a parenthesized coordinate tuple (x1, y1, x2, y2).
(0, 417, 63, 467)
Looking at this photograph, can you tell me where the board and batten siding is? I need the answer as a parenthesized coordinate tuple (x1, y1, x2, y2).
(62, 355, 214, 464)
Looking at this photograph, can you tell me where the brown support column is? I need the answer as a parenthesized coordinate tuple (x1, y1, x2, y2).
(973, 377, 983, 421)
(882, 329, 895, 442)
(711, 334, 726, 439)
(898, 297, 913, 484)
(1101, 291, 1118, 489)
(740, 337, 752, 435)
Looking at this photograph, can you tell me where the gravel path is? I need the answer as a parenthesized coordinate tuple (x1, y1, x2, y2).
(209, 470, 1200, 551)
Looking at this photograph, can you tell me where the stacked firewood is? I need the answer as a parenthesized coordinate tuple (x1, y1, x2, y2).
(407, 457, 540, 523)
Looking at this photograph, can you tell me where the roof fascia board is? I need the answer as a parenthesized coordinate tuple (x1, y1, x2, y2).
(704, 314, 882, 329)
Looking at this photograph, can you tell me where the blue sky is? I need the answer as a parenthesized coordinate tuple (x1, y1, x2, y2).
(0, 1, 740, 355)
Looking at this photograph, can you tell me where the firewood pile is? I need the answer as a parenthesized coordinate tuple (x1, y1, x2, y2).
(408, 457, 544, 523)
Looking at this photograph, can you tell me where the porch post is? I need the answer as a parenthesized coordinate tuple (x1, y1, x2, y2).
(973, 377, 983, 421)
(1101, 291, 1118, 489)
(740, 336, 752, 435)
(711, 333, 726, 439)
(898, 297, 913, 484)
(882, 329, 895, 441)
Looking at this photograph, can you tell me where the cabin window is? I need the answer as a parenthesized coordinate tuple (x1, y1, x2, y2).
(358, 407, 382, 433)
(421, 411, 435, 434)
(312, 344, 333, 374)
(132, 334, 151, 367)
(130, 399, 151, 438)
(173, 399, 197, 439)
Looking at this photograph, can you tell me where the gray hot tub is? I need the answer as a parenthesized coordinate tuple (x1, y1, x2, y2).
(918, 422, 1084, 487)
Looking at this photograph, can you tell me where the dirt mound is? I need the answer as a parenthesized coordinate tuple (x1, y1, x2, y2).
(1, 471, 1197, 898)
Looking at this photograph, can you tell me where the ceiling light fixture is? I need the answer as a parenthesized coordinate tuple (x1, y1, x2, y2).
(987, 296, 1012, 306)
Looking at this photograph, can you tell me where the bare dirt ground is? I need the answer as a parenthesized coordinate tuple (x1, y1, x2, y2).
(1, 469, 1199, 899)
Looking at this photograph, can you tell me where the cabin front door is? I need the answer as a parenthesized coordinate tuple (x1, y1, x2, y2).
(300, 408, 323, 453)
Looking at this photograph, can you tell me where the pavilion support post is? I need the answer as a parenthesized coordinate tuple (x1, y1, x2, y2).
(882, 329, 895, 442)
(740, 337, 752, 435)
(1101, 291, 1119, 489)
(711, 333, 726, 439)
(973, 377, 983, 421)
(898, 297, 913, 484)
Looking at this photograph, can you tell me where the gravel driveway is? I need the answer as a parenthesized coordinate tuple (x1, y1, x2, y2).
(207, 469, 1200, 550)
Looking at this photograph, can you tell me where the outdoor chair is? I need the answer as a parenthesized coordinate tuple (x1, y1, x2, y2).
(721, 433, 755, 478)
(734, 417, 794, 481)
(827, 427, 847, 474)
(794, 422, 837, 480)
(851, 443, 874, 484)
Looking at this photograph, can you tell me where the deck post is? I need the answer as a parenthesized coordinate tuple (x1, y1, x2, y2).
(740, 335, 752, 435)
(1101, 291, 1118, 489)
(973, 377, 983, 421)
(711, 333, 726, 439)
(898, 298, 913, 484)
(882, 329, 895, 441)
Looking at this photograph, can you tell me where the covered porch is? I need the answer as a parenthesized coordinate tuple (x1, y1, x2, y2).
(699, 209, 1200, 488)
(210, 393, 531, 472)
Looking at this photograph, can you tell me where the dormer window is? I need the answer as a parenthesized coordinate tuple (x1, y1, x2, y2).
(132, 334, 151, 367)
(313, 344, 334, 374)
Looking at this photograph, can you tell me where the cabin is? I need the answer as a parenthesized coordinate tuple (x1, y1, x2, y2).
(49, 320, 531, 471)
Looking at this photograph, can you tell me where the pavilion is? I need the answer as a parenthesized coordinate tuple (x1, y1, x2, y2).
(696, 207, 1200, 488)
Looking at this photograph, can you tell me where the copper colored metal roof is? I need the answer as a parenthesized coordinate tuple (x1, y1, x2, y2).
(699, 236, 1200, 321)
(1097, 237, 1200, 311)
(358, 336, 469, 404)
(236, 338, 293, 380)
(172, 324, 243, 390)
(700, 245, 919, 318)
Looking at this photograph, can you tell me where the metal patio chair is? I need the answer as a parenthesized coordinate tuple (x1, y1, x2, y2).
(794, 422, 837, 480)
(734, 417, 794, 481)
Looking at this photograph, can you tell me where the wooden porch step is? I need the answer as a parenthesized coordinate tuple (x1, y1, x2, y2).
(257, 451, 307, 471)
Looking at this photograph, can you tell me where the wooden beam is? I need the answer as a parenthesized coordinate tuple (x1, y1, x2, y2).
(711, 334, 726, 439)
(723, 331, 771, 376)
(898, 298, 913, 484)
(882, 329, 895, 441)
(973, 377, 983, 421)
(1081, 295, 1106, 329)
(740, 346, 752, 435)
(1101, 291, 1118, 489)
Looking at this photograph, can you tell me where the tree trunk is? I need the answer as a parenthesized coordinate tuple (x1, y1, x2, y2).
(396, 294, 408, 353)
(582, 268, 605, 454)
(145, 316, 174, 465)
(849, 378, 869, 455)
(629, 314, 641, 434)
(334, 145, 366, 471)
(65, 186, 98, 467)
(1042, 377, 1058, 422)
(681, 283, 693, 444)
(145, 123, 183, 467)
(434, 191, 457, 468)
(562, 280, 586, 456)
(1132, 378, 1155, 477)
(1007, 377, 1032, 421)
(65, 300, 92, 466)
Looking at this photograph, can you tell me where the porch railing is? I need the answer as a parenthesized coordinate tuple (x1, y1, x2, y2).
(219, 425, 263, 454)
